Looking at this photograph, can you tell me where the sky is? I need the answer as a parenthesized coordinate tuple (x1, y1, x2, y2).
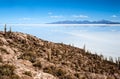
(0, 0, 120, 23)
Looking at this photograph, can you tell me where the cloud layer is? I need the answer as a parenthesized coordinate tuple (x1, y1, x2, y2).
(72, 15, 89, 18)
(50, 15, 63, 18)
(111, 15, 117, 18)
(19, 18, 32, 21)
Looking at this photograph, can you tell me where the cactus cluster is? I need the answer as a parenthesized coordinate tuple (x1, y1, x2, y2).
(3, 24, 12, 36)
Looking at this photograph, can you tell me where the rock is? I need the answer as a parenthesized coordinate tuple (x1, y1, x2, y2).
(0, 37, 9, 45)
(34, 71, 57, 79)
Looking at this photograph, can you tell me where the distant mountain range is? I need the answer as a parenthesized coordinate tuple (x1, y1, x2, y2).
(49, 20, 120, 24)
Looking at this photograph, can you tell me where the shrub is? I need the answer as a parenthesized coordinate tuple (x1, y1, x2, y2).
(0, 64, 20, 79)
(0, 55, 3, 62)
(43, 66, 67, 78)
(33, 61, 42, 69)
(55, 68, 66, 77)
(43, 65, 55, 75)
(0, 75, 20, 79)
(19, 52, 36, 63)
(74, 73, 80, 78)
(59, 74, 76, 79)
(0, 64, 15, 76)
(23, 71, 32, 77)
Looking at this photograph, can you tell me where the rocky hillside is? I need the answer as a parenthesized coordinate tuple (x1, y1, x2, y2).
(0, 31, 120, 79)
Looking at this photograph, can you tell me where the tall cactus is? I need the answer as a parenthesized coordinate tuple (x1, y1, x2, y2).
(118, 57, 120, 69)
(109, 56, 113, 63)
(4, 24, 7, 34)
(83, 44, 86, 53)
(48, 49, 51, 61)
(9, 27, 12, 33)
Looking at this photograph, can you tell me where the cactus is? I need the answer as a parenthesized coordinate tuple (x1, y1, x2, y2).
(115, 57, 120, 69)
(118, 57, 120, 69)
(48, 49, 51, 61)
(4, 24, 7, 34)
(109, 56, 113, 63)
(83, 44, 86, 53)
(9, 27, 12, 33)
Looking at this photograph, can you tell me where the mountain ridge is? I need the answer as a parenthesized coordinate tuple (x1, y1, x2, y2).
(49, 20, 120, 24)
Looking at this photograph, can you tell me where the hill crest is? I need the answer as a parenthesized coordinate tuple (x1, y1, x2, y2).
(0, 31, 120, 79)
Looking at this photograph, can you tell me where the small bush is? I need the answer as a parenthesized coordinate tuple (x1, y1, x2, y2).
(43, 65, 55, 75)
(74, 73, 80, 78)
(19, 52, 36, 63)
(23, 71, 32, 77)
(0, 64, 15, 76)
(59, 74, 76, 79)
(33, 61, 42, 69)
(0, 55, 3, 62)
(43, 66, 67, 78)
(55, 68, 66, 77)
(0, 64, 20, 79)
(0, 75, 20, 79)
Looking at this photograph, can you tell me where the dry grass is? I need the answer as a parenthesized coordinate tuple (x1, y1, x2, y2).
(0, 64, 20, 79)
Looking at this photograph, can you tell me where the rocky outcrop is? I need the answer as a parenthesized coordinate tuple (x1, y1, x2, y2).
(0, 31, 120, 79)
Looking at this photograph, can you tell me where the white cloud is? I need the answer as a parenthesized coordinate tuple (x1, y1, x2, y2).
(111, 15, 117, 18)
(19, 18, 32, 21)
(72, 15, 89, 18)
(48, 12, 53, 15)
(50, 15, 63, 18)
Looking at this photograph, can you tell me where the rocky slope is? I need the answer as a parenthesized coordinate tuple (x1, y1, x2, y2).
(0, 31, 120, 79)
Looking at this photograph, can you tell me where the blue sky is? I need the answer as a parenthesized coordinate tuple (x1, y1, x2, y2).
(0, 0, 120, 23)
